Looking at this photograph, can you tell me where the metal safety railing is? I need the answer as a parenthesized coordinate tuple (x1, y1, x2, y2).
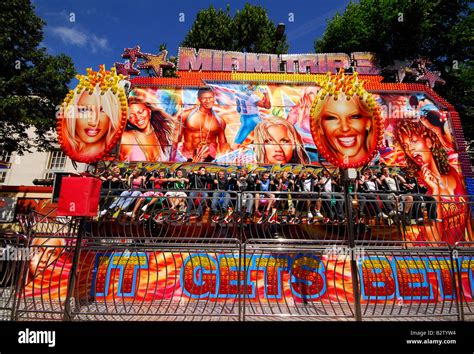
(0, 190, 472, 321)
(242, 239, 357, 321)
(355, 241, 459, 321)
(68, 238, 242, 321)
(91, 190, 474, 244)
(454, 241, 474, 321)
(0, 232, 27, 321)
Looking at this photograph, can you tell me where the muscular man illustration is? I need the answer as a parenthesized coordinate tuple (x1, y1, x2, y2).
(179, 87, 230, 162)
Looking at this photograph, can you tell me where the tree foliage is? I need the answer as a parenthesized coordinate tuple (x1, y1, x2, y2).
(0, 0, 76, 154)
(158, 43, 178, 78)
(181, 5, 233, 51)
(314, 0, 473, 139)
(182, 3, 288, 54)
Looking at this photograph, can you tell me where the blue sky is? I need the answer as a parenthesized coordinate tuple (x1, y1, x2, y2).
(33, 0, 351, 82)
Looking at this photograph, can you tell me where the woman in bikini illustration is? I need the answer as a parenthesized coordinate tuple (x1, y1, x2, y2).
(120, 90, 174, 162)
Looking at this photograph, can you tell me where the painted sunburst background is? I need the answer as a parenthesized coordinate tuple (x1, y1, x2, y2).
(23, 251, 470, 305)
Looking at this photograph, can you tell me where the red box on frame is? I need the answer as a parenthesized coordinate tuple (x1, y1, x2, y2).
(57, 177, 101, 217)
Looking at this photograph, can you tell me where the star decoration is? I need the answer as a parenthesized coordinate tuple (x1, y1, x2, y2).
(137, 50, 174, 77)
(114, 61, 140, 77)
(122, 45, 143, 63)
(417, 69, 446, 88)
(114, 45, 144, 78)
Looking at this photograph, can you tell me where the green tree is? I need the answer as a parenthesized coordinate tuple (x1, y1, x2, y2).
(437, 10, 474, 138)
(314, 0, 473, 139)
(181, 5, 234, 51)
(158, 43, 178, 78)
(233, 3, 288, 54)
(182, 3, 288, 54)
(0, 0, 76, 154)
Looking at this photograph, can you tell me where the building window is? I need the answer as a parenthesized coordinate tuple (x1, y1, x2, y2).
(44, 150, 67, 179)
(0, 151, 12, 163)
(0, 171, 7, 184)
(0, 151, 12, 184)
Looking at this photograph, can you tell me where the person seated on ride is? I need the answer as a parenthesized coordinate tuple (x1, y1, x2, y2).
(126, 169, 169, 219)
(210, 170, 233, 222)
(164, 169, 189, 212)
(236, 168, 256, 219)
(185, 166, 213, 221)
(357, 169, 389, 220)
(402, 168, 439, 224)
(99, 165, 126, 210)
(100, 168, 145, 218)
(294, 170, 322, 223)
(311, 170, 324, 221)
(379, 167, 414, 224)
(318, 169, 345, 224)
(255, 171, 278, 223)
(274, 171, 296, 224)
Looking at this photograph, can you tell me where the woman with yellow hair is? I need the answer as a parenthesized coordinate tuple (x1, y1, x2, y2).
(59, 66, 128, 163)
(63, 86, 123, 160)
(253, 116, 309, 164)
(310, 70, 383, 168)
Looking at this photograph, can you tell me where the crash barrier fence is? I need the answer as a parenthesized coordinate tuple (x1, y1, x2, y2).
(83, 190, 473, 244)
(0, 190, 472, 321)
(0, 227, 473, 321)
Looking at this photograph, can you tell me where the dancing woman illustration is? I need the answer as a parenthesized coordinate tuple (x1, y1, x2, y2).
(396, 119, 472, 244)
(120, 89, 174, 162)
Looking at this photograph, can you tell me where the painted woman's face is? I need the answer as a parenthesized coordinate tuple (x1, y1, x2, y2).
(320, 95, 371, 159)
(400, 133, 432, 167)
(263, 125, 294, 164)
(29, 238, 64, 275)
(75, 91, 109, 144)
(129, 103, 151, 130)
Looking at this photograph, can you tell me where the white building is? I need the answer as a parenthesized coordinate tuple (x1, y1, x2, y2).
(0, 129, 87, 186)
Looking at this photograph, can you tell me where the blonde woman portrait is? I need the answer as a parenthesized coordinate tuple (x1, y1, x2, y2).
(62, 86, 123, 161)
(253, 116, 309, 164)
(58, 66, 127, 163)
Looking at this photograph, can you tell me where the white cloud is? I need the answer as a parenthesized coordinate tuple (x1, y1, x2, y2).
(90, 35, 108, 53)
(50, 26, 109, 53)
(51, 26, 87, 46)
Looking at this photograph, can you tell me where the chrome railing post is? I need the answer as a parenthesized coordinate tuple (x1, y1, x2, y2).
(342, 170, 362, 321)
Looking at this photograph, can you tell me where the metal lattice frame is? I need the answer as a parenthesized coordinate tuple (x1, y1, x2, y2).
(1, 192, 472, 321)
